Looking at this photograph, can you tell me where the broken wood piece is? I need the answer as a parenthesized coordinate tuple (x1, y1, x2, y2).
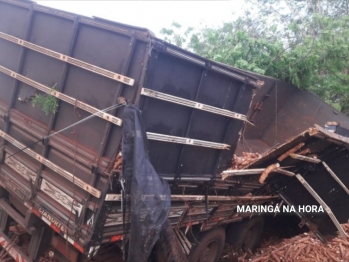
(259, 163, 280, 184)
(271, 252, 280, 262)
(274, 168, 295, 177)
(297, 148, 311, 155)
(340, 243, 345, 258)
(290, 153, 321, 163)
(277, 142, 305, 162)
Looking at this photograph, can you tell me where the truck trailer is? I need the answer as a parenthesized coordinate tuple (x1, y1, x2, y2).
(0, 1, 279, 261)
(0, 1, 349, 262)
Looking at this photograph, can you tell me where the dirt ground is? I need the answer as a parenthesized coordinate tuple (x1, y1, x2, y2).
(221, 216, 349, 262)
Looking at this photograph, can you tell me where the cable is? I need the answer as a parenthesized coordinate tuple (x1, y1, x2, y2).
(47, 103, 125, 138)
(3, 102, 126, 161)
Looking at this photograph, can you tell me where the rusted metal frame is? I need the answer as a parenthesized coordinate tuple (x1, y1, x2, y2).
(177, 207, 190, 229)
(5, 112, 100, 170)
(100, 42, 152, 244)
(96, 39, 151, 176)
(79, 18, 131, 37)
(0, 230, 30, 262)
(1, 168, 75, 235)
(35, 18, 92, 227)
(0, 130, 101, 198)
(249, 81, 277, 122)
(32, 3, 75, 20)
(81, 178, 110, 249)
(212, 83, 246, 180)
(26, 198, 86, 252)
(1, 5, 34, 143)
(315, 126, 349, 152)
(0, 66, 123, 125)
(91, 16, 151, 41)
(295, 174, 347, 236)
(277, 192, 326, 241)
(0, 32, 135, 86)
(97, 36, 136, 172)
(132, 41, 152, 106)
(174, 69, 207, 184)
(160, 43, 262, 88)
(316, 142, 346, 163)
(322, 161, 349, 195)
(31, 1, 145, 41)
(203, 205, 221, 225)
(33, 195, 81, 234)
(173, 227, 192, 255)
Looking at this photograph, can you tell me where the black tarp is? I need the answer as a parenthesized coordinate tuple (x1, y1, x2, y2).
(122, 105, 171, 262)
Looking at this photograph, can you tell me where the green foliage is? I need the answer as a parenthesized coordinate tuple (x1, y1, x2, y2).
(160, 0, 349, 114)
(32, 84, 59, 115)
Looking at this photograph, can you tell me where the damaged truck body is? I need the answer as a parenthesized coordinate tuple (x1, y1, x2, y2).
(0, 0, 349, 262)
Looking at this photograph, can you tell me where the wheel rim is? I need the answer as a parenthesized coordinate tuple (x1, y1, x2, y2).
(198, 240, 218, 262)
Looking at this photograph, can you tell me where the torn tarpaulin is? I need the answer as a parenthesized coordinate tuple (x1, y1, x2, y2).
(122, 105, 171, 262)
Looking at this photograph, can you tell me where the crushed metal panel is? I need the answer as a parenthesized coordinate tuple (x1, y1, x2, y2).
(245, 125, 349, 238)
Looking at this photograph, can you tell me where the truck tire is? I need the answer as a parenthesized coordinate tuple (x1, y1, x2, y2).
(226, 216, 264, 251)
(188, 227, 225, 262)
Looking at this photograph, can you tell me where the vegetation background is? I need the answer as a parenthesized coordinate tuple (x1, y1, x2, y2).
(160, 0, 349, 114)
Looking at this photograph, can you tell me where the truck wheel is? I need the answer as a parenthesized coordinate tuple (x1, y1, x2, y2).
(188, 227, 225, 262)
(226, 216, 264, 251)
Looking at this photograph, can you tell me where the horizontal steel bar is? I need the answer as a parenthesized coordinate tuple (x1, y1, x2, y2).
(166, 47, 205, 66)
(164, 47, 263, 88)
(211, 65, 263, 88)
(322, 162, 349, 195)
(295, 174, 346, 236)
(105, 194, 278, 202)
(0, 130, 101, 198)
(0, 65, 122, 126)
(0, 31, 134, 86)
(141, 88, 248, 122)
(146, 132, 230, 150)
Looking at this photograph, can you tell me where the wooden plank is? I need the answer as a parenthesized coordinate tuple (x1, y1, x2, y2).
(290, 153, 321, 163)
